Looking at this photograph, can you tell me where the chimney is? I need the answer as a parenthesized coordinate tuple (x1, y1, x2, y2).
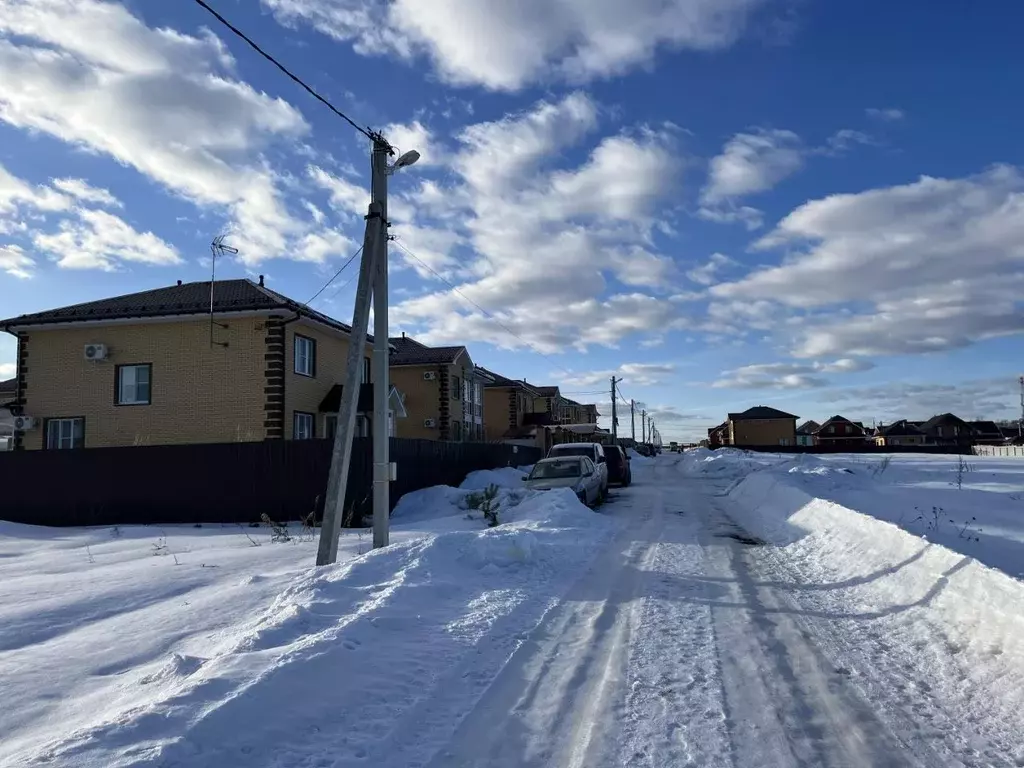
(402, 331, 406, 338)
(176, 279, 182, 286)
(258, 274, 264, 287)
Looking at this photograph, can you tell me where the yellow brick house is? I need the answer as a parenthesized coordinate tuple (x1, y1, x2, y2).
(0, 278, 405, 450)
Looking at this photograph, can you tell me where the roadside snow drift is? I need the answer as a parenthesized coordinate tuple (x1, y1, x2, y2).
(0, 483, 616, 767)
(683, 449, 1024, 741)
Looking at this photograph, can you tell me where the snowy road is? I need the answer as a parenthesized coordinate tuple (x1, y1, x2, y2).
(428, 457, 1017, 768)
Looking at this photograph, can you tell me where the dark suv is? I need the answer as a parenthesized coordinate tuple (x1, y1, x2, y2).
(604, 445, 632, 487)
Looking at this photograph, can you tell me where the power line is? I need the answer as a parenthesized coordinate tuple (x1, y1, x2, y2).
(189, 0, 375, 143)
(304, 245, 363, 306)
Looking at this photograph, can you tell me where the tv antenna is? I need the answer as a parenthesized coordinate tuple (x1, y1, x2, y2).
(209, 235, 238, 348)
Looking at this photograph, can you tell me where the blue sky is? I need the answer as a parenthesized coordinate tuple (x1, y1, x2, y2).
(1, 0, 1023, 441)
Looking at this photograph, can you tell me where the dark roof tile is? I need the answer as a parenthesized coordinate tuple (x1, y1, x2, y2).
(388, 336, 464, 365)
(728, 406, 799, 421)
(0, 279, 356, 336)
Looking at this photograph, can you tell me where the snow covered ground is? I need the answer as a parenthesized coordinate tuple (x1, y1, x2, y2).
(3, 453, 1023, 767)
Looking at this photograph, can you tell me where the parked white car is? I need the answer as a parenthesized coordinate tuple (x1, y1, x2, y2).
(523, 456, 604, 506)
(546, 442, 609, 496)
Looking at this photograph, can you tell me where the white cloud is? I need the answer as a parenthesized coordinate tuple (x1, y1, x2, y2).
(263, 0, 768, 91)
(383, 120, 445, 167)
(0, 162, 68, 217)
(712, 165, 1024, 357)
(0, 0, 349, 266)
(866, 107, 904, 122)
(390, 94, 689, 351)
(701, 128, 803, 204)
(824, 129, 874, 154)
(0, 244, 34, 278)
(687, 252, 736, 286)
(560, 362, 676, 389)
(51, 177, 121, 208)
(712, 358, 874, 389)
(824, 377, 1019, 423)
(308, 165, 369, 217)
(0, 361, 15, 378)
(32, 208, 181, 270)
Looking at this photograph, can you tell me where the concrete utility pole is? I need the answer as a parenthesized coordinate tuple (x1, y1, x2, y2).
(317, 135, 419, 566)
(610, 377, 620, 440)
(630, 399, 636, 442)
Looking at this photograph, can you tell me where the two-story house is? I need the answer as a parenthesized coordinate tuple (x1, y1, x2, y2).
(388, 334, 483, 441)
(874, 420, 926, 447)
(919, 413, 972, 446)
(724, 406, 799, 447)
(813, 415, 869, 447)
(0, 278, 408, 450)
(480, 368, 541, 441)
(530, 386, 563, 426)
(795, 420, 820, 446)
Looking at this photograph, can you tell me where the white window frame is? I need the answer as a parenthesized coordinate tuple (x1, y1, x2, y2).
(294, 335, 315, 377)
(293, 411, 315, 440)
(117, 364, 151, 406)
(46, 417, 84, 450)
(361, 356, 371, 384)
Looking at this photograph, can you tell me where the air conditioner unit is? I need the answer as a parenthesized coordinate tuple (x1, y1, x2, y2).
(84, 343, 108, 361)
(423, 418, 437, 428)
(423, 371, 437, 381)
(13, 415, 37, 431)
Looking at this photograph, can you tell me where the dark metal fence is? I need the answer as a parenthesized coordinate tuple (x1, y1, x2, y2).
(0, 438, 541, 527)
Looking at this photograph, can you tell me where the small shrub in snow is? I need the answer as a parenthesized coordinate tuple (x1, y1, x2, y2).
(954, 454, 974, 490)
(86, 544, 95, 564)
(110, 526, 121, 539)
(261, 514, 291, 543)
(238, 524, 262, 547)
(957, 517, 983, 543)
(873, 455, 892, 477)
(466, 484, 502, 527)
(152, 535, 170, 556)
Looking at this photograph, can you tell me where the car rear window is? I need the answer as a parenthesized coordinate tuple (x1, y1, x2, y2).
(530, 460, 582, 479)
(550, 446, 593, 459)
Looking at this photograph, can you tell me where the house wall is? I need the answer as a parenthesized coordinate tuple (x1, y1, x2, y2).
(390, 365, 442, 440)
(282, 318, 371, 439)
(483, 386, 515, 440)
(16, 317, 268, 449)
(877, 434, 926, 447)
(728, 418, 797, 447)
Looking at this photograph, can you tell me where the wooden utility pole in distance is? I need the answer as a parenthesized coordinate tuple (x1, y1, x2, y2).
(630, 400, 636, 442)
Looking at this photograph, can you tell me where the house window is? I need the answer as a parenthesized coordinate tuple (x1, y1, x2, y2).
(46, 418, 84, 450)
(293, 411, 315, 440)
(116, 364, 151, 405)
(452, 420, 462, 441)
(294, 335, 316, 377)
(356, 414, 369, 438)
(361, 356, 371, 384)
(451, 376, 460, 400)
(324, 415, 337, 441)
(826, 425, 834, 434)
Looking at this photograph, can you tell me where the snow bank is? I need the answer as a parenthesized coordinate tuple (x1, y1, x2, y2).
(0, 483, 617, 767)
(683, 450, 1024, 735)
(460, 466, 529, 490)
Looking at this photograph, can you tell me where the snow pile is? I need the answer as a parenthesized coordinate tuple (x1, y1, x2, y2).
(392, 466, 534, 525)
(685, 450, 1024, 578)
(460, 465, 529, 490)
(626, 448, 651, 463)
(681, 449, 1024, 744)
(0, 481, 617, 767)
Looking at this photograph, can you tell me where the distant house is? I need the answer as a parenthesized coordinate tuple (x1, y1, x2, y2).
(813, 415, 869, 447)
(874, 420, 927, 447)
(480, 368, 542, 442)
(388, 334, 481, 441)
(725, 406, 799, 447)
(795, 419, 820, 447)
(919, 413, 972, 446)
(969, 420, 1006, 446)
(707, 421, 728, 448)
